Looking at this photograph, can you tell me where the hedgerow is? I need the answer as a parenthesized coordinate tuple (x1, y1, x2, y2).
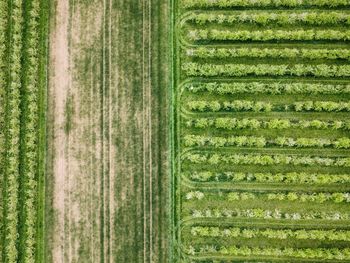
(20, 0, 41, 261)
(183, 134, 350, 148)
(184, 82, 350, 95)
(191, 208, 350, 220)
(191, 226, 350, 241)
(186, 12, 350, 26)
(188, 29, 350, 42)
(0, 0, 8, 258)
(226, 191, 350, 203)
(182, 62, 350, 77)
(186, 118, 350, 130)
(187, 245, 350, 260)
(185, 153, 350, 167)
(186, 47, 350, 60)
(186, 171, 350, 184)
(182, 0, 350, 8)
(187, 100, 350, 112)
(4, 0, 23, 261)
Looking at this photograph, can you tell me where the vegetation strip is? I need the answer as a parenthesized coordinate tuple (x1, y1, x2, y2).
(183, 134, 350, 149)
(185, 117, 350, 130)
(187, 29, 350, 42)
(186, 245, 350, 260)
(186, 47, 350, 61)
(182, 63, 350, 77)
(185, 11, 350, 26)
(181, 0, 350, 8)
(186, 171, 350, 184)
(19, 0, 41, 261)
(190, 208, 350, 220)
(174, 0, 350, 261)
(3, 0, 24, 261)
(190, 226, 350, 241)
(184, 82, 350, 95)
(184, 153, 350, 167)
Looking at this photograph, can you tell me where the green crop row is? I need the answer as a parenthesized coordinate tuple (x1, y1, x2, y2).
(183, 62, 350, 77)
(186, 47, 350, 60)
(186, 190, 350, 203)
(186, 171, 350, 184)
(0, 0, 8, 259)
(182, 0, 350, 8)
(186, 12, 350, 26)
(187, 245, 350, 260)
(188, 29, 350, 41)
(184, 82, 350, 95)
(184, 153, 350, 167)
(186, 118, 350, 130)
(183, 134, 350, 149)
(191, 226, 350, 241)
(191, 208, 350, 220)
(187, 100, 350, 112)
(3, 0, 23, 261)
(20, 0, 41, 261)
(226, 191, 350, 203)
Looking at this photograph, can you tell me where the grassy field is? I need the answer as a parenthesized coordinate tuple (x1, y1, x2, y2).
(46, 0, 171, 262)
(173, 0, 350, 262)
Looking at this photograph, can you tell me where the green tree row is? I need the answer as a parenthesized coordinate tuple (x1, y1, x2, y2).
(186, 47, 350, 60)
(191, 226, 350, 241)
(226, 191, 350, 203)
(185, 153, 350, 167)
(187, 245, 350, 260)
(188, 29, 350, 41)
(187, 171, 350, 184)
(191, 208, 349, 220)
(187, 11, 350, 26)
(182, 0, 350, 8)
(185, 82, 350, 95)
(187, 100, 350, 112)
(182, 62, 350, 77)
(3, 0, 23, 261)
(19, 0, 41, 261)
(294, 101, 350, 112)
(186, 118, 350, 130)
(0, 0, 8, 259)
(183, 134, 350, 149)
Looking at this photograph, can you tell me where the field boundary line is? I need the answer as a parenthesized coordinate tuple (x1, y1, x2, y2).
(108, 0, 113, 260)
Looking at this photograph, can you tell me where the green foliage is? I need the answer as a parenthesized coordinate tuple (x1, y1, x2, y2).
(0, 0, 8, 258)
(294, 101, 350, 112)
(3, 0, 24, 261)
(187, 171, 350, 184)
(185, 153, 350, 167)
(183, 62, 350, 77)
(189, 245, 350, 260)
(187, 117, 350, 130)
(188, 29, 350, 42)
(187, 100, 350, 113)
(183, 134, 350, 149)
(185, 82, 350, 95)
(187, 47, 350, 60)
(182, 0, 350, 8)
(224, 191, 350, 204)
(187, 100, 272, 112)
(191, 208, 349, 220)
(187, 12, 350, 26)
(191, 226, 350, 241)
(19, 0, 41, 261)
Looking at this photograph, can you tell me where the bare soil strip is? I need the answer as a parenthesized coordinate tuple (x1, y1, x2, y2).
(48, 0, 69, 261)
